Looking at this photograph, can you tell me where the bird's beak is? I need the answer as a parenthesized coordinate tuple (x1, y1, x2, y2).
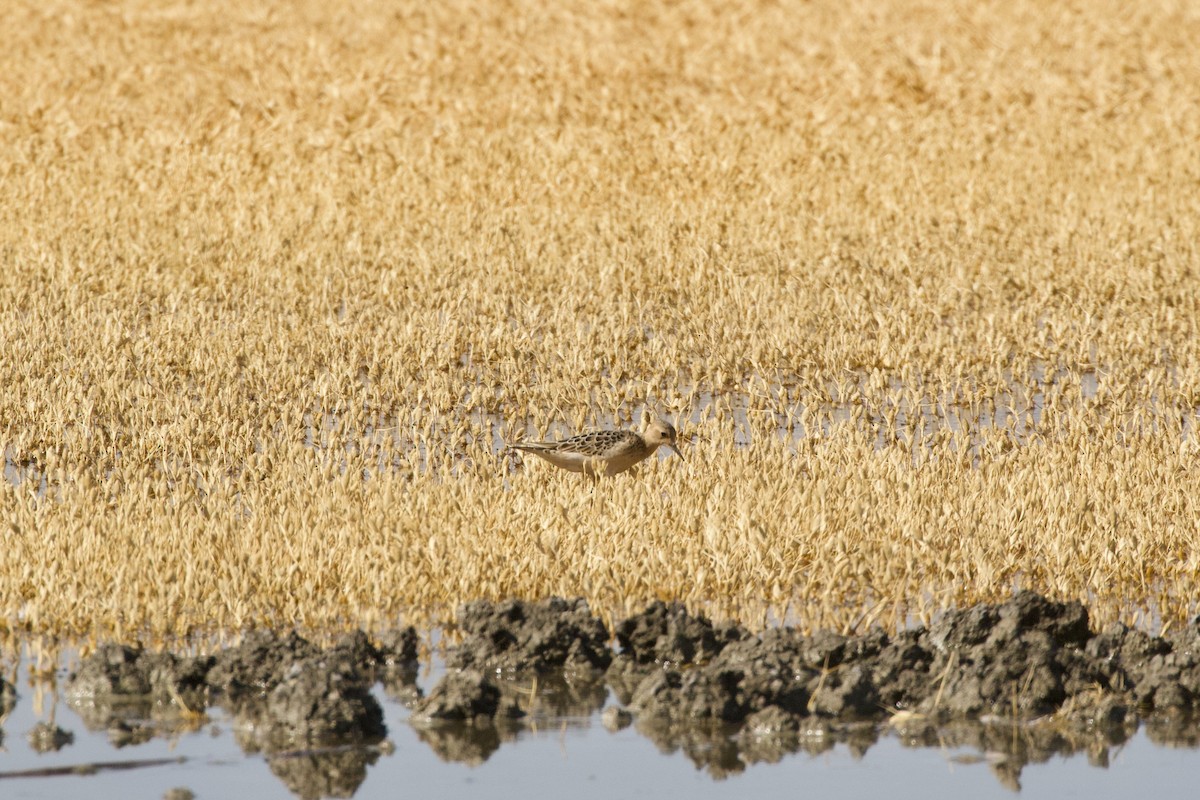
(667, 442, 684, 460)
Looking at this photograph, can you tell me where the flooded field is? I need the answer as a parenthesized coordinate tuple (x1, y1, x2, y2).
(4, 0, 1200, 795)
(5, 668, 1200, 799)
(6, 678, 1198, 800)
(6, 594, 1200, 798)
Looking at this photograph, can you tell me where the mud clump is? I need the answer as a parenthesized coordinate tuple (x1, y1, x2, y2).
(920, 591, 1099, 717)
(66, 645, 212, 702)
(425, 590, 1199, 744)
(66, 645, 155, 698)
(409, 669, 525, 766)
(613, 601, 734, 667)
(418, 597, 606, 737)
(66, 629, 395, 757)
(64, 644, 213, 729)
(447, 597, 611, 673)
(608, 601, 742, 705)
(627, 625, 887, 724)
(58, 591, 1200, 788)
(410, 670, 523, 723)
(375, 627, 421, 667)
(251, 654, 385, 749)
(605, 590, 1200, 777)
(205, 631, 321, 703)
(871, 630, 936, 709)
(1098, 622, 1200, 714)
(808, 664, 879, 717)
(211, 633, 389, 753)
(629, 666, 747, 723)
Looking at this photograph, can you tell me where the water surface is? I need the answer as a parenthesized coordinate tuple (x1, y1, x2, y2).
(2, 651, 1199, 799)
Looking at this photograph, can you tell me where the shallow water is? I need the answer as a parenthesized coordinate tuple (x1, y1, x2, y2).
(8, 366, 1198, 494)
(3, 652, 1200, 799)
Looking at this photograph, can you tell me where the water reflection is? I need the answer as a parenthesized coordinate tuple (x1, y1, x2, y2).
(4, 651, 1200, 796)
(412, 717, 520, 766)
(263, 746, 381, 800)
(409, 670, 607, 766)
(892, 715, 1139, 793)
(25, 722, 73, 753)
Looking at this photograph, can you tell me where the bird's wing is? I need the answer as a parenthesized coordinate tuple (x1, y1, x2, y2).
(556, 430, 635, 456)
(508, 441, 554, 453)
(510, 429, 637, 458)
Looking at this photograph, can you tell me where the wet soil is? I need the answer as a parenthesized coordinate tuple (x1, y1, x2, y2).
(24, 591, 1200, 790)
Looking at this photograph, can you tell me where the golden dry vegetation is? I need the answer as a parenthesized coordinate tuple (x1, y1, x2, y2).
(2, 0, 1199, 642)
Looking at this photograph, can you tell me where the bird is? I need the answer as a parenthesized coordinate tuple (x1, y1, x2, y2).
(508, 416, 684, 478)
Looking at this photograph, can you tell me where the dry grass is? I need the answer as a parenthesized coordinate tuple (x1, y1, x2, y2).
(2, 0, 1199, 642)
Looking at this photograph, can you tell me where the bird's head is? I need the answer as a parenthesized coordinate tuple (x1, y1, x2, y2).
(644, 417, 683, 460)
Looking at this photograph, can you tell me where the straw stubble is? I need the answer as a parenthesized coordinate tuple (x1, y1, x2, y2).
(1, 0, 1198, 640)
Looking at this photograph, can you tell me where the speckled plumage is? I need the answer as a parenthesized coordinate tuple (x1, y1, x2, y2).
(509, 418, 683, 478)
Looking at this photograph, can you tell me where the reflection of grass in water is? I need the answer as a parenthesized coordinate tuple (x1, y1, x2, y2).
(2, 0, 1199, 639)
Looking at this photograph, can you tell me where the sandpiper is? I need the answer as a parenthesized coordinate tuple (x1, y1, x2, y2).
(508, 417, 684, 478)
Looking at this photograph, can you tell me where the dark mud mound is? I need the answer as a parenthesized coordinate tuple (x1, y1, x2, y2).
(919, 591, 1101, 717)
(372, 627, 421, 667)
(447, 597, 611, 673)
(66, 644, 212, 701)
(625, 623, 887, 724)
(376, 627, 423, 706)
(252, 654, 386, 748)
(410, 670, 522, 723)
(64, 629, 417, 756)
(205, 631, 321, 703)
(64, 644, 212, 729)
(415, 591, 1200, 782)
(1088, 620, 1200, 714)
(418, 599, 612, 750)
(621, 592, 1113, 727)
(629, 665, 750, 722)
(407, 669, 528, 766)
(52, 592, 1200, 789)
(610, 591, 1200, 779)
(614, 600, 738, 666)
(608, 601, 743, 704)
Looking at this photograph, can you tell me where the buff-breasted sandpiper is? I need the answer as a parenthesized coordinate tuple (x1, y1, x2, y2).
(508, 417, 684, 478)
